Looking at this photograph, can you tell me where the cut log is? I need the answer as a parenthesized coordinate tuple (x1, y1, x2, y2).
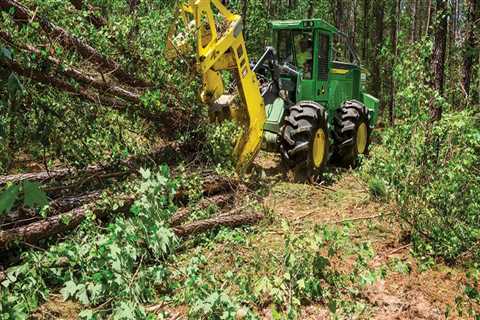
(0, 0, 150, 88)
(0, 191, 102, 230)
(173, 211, 264, 238)
(0, 204, 263, 248)
(0, 197, 135, 248)
(0, 143, 179, 187)
(0, 31, 141, 103)
(169, 193, 233, 226)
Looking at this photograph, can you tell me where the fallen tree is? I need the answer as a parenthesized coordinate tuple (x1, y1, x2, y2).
(0, 191, 101, 229)
(0, 142, 182, 187)
(170, 193, 233, 226)
(173, 212, 264, 238)
(0, 200, 263, 248)
(0, 31, 140, 103)
(0, 0, 150, 87)
(0, 197, 135, 248)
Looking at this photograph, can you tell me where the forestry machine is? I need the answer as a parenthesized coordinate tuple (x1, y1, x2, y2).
(167, 0, 379, 180)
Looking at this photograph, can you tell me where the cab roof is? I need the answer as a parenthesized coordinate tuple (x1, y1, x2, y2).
(270, 19, 337, 34)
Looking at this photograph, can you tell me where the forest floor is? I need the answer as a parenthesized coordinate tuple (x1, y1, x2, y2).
(31, 152, 472, 319)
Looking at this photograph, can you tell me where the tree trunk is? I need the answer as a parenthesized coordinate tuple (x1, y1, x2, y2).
(362, 0, 370, 61)
(430, 0, 449, 121)
(411, 0, 418, 42)
(462, 0, 479, 103)
(0, 31, 140, 103)
(425, 0, 434, 37)
(372, 0, 385, 109)
(334, 0, 345, 33)
(388, 0, 400, 125)
(241, 0, 248, 39)
(0, 198, 134, 248)
(173, 212, 264, 238)
(0, 203, 263, 248)
(0, 0, 150, 88)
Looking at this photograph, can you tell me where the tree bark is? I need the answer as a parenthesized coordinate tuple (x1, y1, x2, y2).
(411, 0, 419, 42)
(362, 0, 370, 61)
(0, 191, 101, 230)
(0, 143, 179, 187)
(462, 0, 479, 103)
(371, 0, 384, 107)
(0, 197, 134, 248)
(173, 212, 264, 238)
(0, 32, 140, 103)
(388, 0, 400, 125)
(169, 194, 233, 226)
(0, 0, 150, 88)
(430, 0, 449, 121)
(0, 203, 263, 248)
(0, 58, 131, 109)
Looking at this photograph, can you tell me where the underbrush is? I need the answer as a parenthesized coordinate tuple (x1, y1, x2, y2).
(363, 110, 480, 262)
(0, 165, 382, 319)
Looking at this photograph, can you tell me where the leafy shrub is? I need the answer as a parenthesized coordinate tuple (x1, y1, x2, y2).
(203, 121, 239, 169)
(367, 177, 387, 200)
(363, 110, 480, 261)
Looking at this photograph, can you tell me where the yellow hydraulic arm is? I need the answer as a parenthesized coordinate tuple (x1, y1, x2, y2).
(167, 0, 266, 174)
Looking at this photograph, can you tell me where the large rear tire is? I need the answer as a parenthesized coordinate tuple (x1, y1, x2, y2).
(280, 101, 329, 182)
(332, 100, 370, 168)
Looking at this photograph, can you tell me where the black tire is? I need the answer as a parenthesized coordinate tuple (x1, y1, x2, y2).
(332, 100, 370, 168)
(280, 101, 329, 182)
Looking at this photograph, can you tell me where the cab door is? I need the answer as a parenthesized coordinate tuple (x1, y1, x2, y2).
(314, 32, 331, 104)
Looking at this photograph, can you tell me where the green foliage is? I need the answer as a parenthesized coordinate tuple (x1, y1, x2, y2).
(0, 181, 48, 215)
(1, 167, 179, 318)
(363, 110, 480, 261)
(203, 121, 239, 170)
(0, 0, 203, 173)
(172, 222, 380, 319)
(367, 177, 387, 200)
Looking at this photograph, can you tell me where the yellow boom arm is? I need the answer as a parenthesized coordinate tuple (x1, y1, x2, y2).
(168, 0, 266, 174)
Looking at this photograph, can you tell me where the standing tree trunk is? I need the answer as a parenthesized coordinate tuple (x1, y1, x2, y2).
(334, 0, 345, 33)
(362, 0, 370, 61)
(425, 0, 434, 37)
(372, 0, 385, 110)
(308, 0, 315, 18)
(430, 0, 449, 121)
(388, 0, 400, 125)
(241, 0, 248, 39)
(411, 0, 419, 42)
(462, 0, 480, 104)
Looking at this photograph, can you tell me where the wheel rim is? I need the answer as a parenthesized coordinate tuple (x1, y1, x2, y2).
(357, 122, 368, 154)
(313, 129, 326, 168)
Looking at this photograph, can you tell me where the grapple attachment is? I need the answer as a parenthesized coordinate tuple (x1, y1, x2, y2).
(166, 0, 266, 174)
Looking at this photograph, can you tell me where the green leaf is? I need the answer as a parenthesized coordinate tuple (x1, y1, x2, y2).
(79, 309, 95, 320)
(23, 181, 48, 209)
(7, 72, 24, 98)
(61, 280, 78, 300)
(0, 185, 20, 215)
(76, 284, 90, 305)
(0, 47, 12, 60)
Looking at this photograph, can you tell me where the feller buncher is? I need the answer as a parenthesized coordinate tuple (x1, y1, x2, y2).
(167, 0, 379, 180)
